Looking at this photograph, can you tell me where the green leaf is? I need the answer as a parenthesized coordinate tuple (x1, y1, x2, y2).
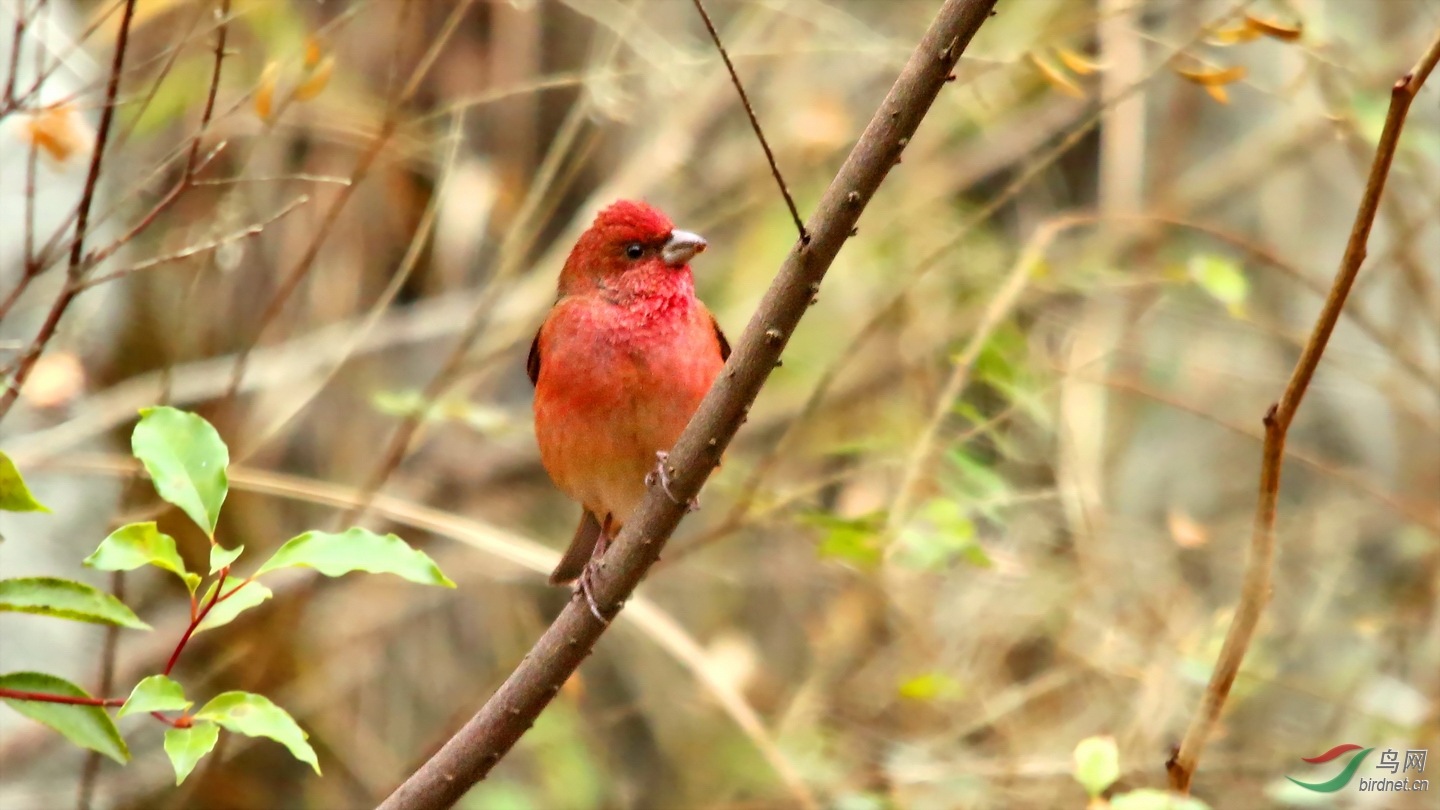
(895, 498, 990, 570)
(254, 528, 455, 587)
(0, 577, 149, 629)
(195, 578, 272, 633)
(1111, 789, 1211, 810)
(84, 522, 200, 593)
(119, 675, 190, 718)
(1187, 253, 1248, 318)
(209, 544, 243, 574)
(165, 721, 220, 784)
(0, 672, 129, 763)
(801, 511, 885, 569)
(0, 451, 49, 512)
(196, 691, 318, 774)
(1073, 735, 1120, 798)
(132, 407, 229, 537)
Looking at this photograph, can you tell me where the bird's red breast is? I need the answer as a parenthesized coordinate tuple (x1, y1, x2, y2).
(530, 201, 729, 544)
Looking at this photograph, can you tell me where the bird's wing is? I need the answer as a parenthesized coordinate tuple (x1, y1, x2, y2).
(710, 313, 731, 361)
(550, 509, 602, 585)
(527, 328, 542, 386)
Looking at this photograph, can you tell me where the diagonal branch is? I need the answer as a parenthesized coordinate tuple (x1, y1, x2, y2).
(1166, 25, 1440, 795)
(374, 1, 999, 808)
(690, 0, 806, 241)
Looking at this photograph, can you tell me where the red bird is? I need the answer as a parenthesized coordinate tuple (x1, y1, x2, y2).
(529, 200, 729, 618)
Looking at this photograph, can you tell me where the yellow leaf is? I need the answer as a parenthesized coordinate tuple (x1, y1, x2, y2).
(1208, 24, 1262, 45)
(1204, 83, 1230, 104)
(1175, 64, 1247, 86)
(21, 104, 91, 165)
(255, 62, 280, 121)
(304, 35, 324, 69)
(1245, 14, 1303, 42)
(1029, 52, 1085, 99)
(1056, 47, 1100, 75)
(292, 55, 333, 102)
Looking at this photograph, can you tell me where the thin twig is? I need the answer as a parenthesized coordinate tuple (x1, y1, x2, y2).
(690, 0, 806, 241)
(887, 214, 1085, 532)
(1166, 26, 1440, 794)
(76, 570, 124, 810)
(0, 0, 139, 425)
(222, 0, 470, 398)
(375, 2, 997, 808)
(0, 689, 123, 707)
(75, 194, 310, 290)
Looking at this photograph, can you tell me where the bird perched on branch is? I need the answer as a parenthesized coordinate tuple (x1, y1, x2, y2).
(529, 200, 729, 620)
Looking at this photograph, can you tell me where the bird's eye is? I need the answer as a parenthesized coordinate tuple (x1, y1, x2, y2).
(625, 243, 644, 260)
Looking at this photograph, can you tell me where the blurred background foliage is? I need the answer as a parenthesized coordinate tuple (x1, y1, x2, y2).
(0, 0, 1438, 808)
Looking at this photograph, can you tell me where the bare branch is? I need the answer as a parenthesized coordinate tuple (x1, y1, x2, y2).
(1166, 25, 1440, 795)
(0, 0, 140, 424)
(690, 0, 806, 241)
(374, 2, 999, 809)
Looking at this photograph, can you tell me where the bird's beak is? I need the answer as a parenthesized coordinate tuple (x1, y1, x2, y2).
(662, 230, 707, 267)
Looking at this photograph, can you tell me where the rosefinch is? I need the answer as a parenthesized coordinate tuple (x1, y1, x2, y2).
(529, 200, 728, 618)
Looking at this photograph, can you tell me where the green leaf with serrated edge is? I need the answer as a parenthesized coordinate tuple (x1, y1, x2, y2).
(1073, 735, 1120, 798)
(254, 528, 455, 587)
(118, 675, 190, 718)
(196, 692, 318, 774)
(0, 578, 149, 629)
(209, 544, 243, 574)
(84, 522, 200, 593)
(1111, 789, 1211, 810)
(164, 721, 219, 784)
(0, 451, 49, 512)
(195, 578, 272, 633)
(0, 672, 128, 763)
(132, 407, 229, 537)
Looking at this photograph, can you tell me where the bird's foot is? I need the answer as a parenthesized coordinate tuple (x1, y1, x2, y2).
(575, 525, 613, 624)
(645, 451, 699, 512)
(576, 563, 609, 625)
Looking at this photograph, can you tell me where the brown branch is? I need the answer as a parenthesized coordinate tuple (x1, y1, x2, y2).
(222, 0, 470, 398)
(690, 0, 806, 242)
(1166, 26, 1440, 795)
(0, 0, 139, 425)
(76, 570, 123, 810)
(374, 2, 998, 808)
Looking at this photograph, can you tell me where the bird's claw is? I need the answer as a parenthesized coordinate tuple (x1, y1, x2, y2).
(576, 564, 609, 625)
(645, 451, 699, 512)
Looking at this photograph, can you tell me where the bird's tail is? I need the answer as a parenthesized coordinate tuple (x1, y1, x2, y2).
(550, 509, 602, 585)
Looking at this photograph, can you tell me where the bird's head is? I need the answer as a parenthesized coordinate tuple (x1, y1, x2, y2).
(558, 200, 707, 297)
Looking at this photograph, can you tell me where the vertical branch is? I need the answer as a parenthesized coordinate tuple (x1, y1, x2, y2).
(0, 0, 140, 425)
(75, 571, 124, 810)
(375, 2, 999, 808)
(1166, 27, 1440, 794)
